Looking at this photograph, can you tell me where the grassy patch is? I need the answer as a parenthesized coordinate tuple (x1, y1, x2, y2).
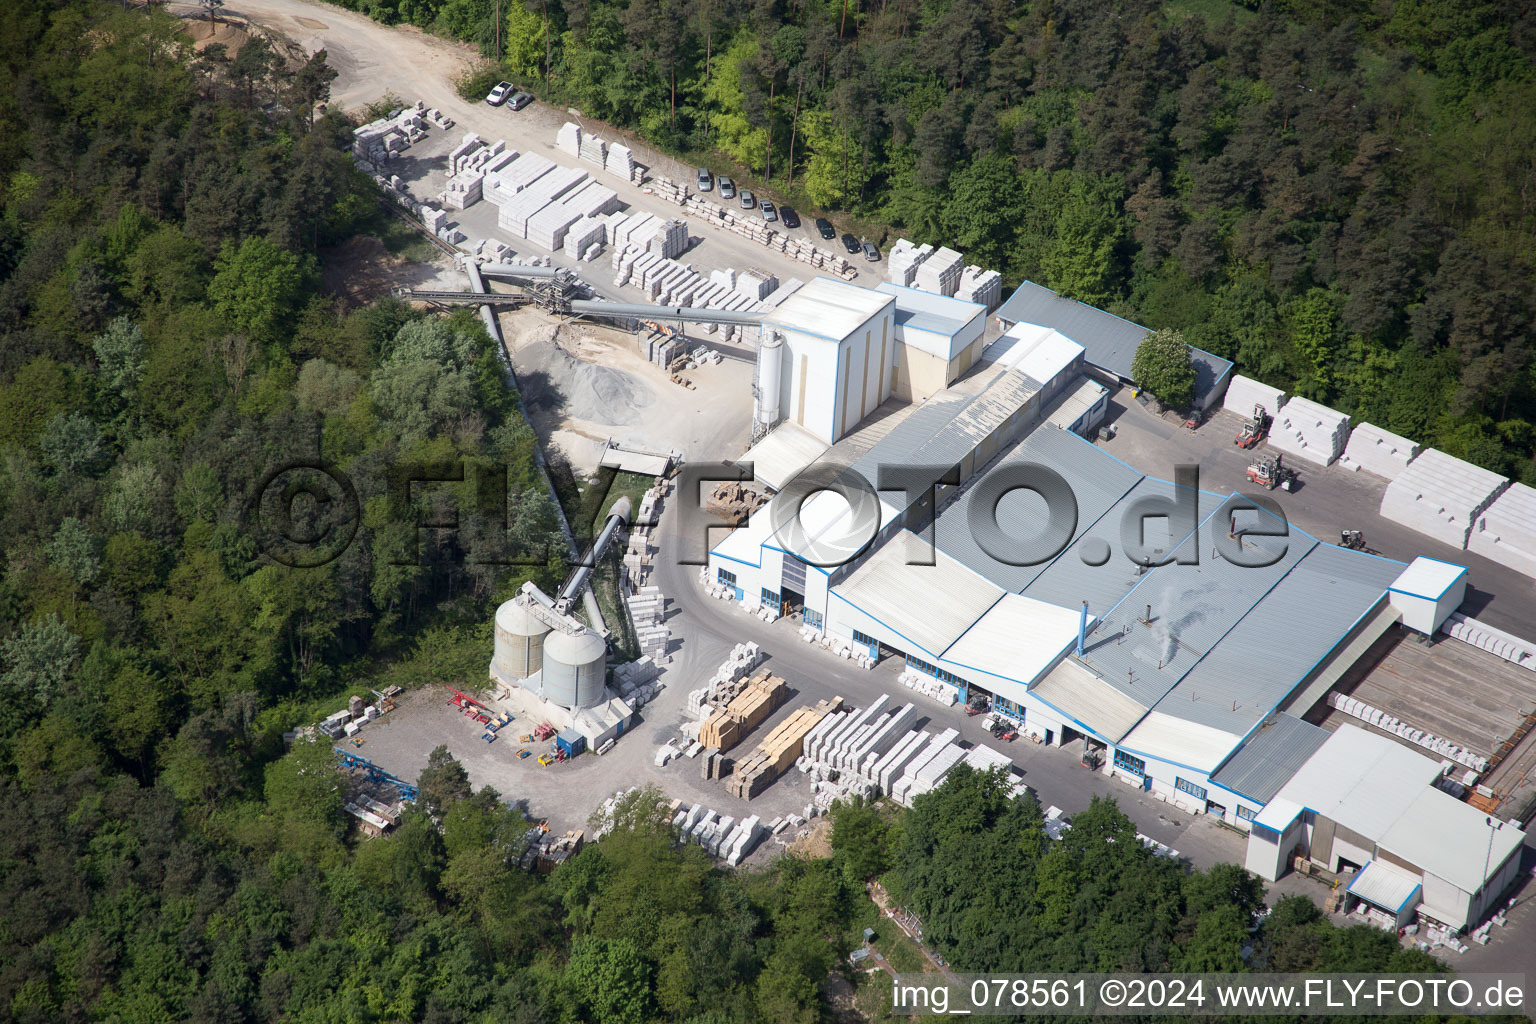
(363, 203, 444, 263)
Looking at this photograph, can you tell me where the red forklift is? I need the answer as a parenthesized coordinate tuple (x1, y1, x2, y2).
(1234, 404, 1271, 449)
(1246, 452, 1297, 491)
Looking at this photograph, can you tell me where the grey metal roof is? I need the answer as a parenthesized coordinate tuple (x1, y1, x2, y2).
(994, 280, 1233, 406)
(1155, 543, 1404, 735)
(1208, 713, 1331, 803)
(1074, 494, 1318, 709)
(849, 371, 1040, 493)
(893, 308, 963, 337)
(1022, 478, 1229, 618)
(934, 424, 1143, 593)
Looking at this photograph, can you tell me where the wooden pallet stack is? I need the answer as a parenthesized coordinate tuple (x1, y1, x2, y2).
(726, 697, 842, 800)
(698, 670, 787, 752)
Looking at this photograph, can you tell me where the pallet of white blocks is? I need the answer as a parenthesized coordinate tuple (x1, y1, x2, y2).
(605, 143, 635, 180)
(897, 666, 959, 705)
(1221, 374, 1287, 419)
(563, 216, 608, 261)
(648, 176, 688, 205)
(578, 131, 607, 167)
(1266, 395, 1350, 467)
(686, 643, 764, 718)
(556, 121, 581, 156)
(889, 728, 963, 806)
(1380, 448, 1509, 549)
(886, 239, 931, 286)
(914, 246, 963, 296)
(1439, 613, 1536, 670)
(1338, 422, 1420, 480)
(956, 266, 1002, 311)
(1467, 482, 1536, 579)
(484, 152, 555, 204)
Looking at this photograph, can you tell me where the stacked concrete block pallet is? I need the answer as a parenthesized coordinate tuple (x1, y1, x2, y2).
(1221, 374, 1286, 419)
(726, 698, 841, 800)
(687, 643, 764, 719)
(563, 216, 608, 261)
(734, 268, 778, 301)
(498, 166, 589, 237)
(611, 656, 659, 707)
(889, 728, 964, 806)
(896, 666, 959, 706)
(1266, 395, 1350, 467)
(797, 629, 877, 669)
(1380, 449, 1509, 549)
(649, 177, 689, 205)
(1468, 482, 1536, 579)
(887, 239, 932, 286)
(578, 131, 607, 167)
(556, 121, 581, 156)
(1338, 422, 1420, 480)
(670, 182, 860, 280)
(957, 266, 1002, 311)
(1326, 693, 1490, 771)
(351, 108, 428, 164)
(1441, 613, 1536, 671)
(627, 584, 669, 662)
(913, 246, 964, 296)
(605, 143, 635, 181)
(484, 152, 555, 205)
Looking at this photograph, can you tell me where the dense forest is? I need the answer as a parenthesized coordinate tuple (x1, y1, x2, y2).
(336, 0, 1535, 478)
(0, 3, 1520, 1022)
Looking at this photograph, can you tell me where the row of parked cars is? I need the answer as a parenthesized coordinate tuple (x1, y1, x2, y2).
(697, 168, 880, 261)
(472, 98, 881, 263)
(485, 81, 533, 110)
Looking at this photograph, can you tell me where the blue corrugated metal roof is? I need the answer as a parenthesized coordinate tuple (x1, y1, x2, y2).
(1154, 543, 1405, 735)
(1208, 713, 1331, 803)
(933, 425, 1143, 593)
(1074, 494, 1318, 709)
(1022, 478, 1230, 618)
(994, 280, 1233, 406)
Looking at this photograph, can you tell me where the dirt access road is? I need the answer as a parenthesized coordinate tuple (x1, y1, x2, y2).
(184, 0, 878, 290)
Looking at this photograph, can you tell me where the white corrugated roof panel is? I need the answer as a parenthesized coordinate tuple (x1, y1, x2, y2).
(1254, 796, 1303, 832)
(1389, 556, 1466, 600)
(875, 282, 984, 360)
(743, 421, 831, 491)
(1268, 725, 1442, 842)
(1117, 711, 1244, 774)
(763, 276, 893, 342)
(1378, 789, 1526, 895)
(983, 321, 1084, 383)
(1029, 658, 1149, 743)
(1045, 377, 1109, 430)
(941, 593, 1085, 688)
(832, 533, 1004, 657)
(1347, 860, 1422, 914)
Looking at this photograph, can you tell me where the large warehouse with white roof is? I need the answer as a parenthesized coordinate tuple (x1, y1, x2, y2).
(710, 302, 1524, 926)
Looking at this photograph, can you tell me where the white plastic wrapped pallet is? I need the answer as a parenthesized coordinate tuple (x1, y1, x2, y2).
(1339, 422, 1420, 480)
(1379, 448, 1509, 549)
(1467, 482, 1536, 578)
(1221, 374, 1286, 419)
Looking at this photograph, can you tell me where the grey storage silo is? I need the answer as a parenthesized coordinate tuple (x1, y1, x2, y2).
(542, 627, 608, 708)
(493, 599, 550, 682)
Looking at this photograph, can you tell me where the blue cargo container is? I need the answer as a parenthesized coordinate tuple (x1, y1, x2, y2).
(554, 729, 586, 758)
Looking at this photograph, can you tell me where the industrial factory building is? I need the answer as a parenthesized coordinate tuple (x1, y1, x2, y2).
(1246, 724, 1525, 932)
(994, 279, 1234, 412)
(712, 306, 1525, 918)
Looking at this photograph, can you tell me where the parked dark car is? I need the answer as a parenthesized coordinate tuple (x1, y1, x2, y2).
(697, 167, 713, 191)
(779, 206, 800, 229)
(815, 217, 835, 240)
(840, 232, 859, 254)
(718, 176, 736, 199)
(507, 92, 533, 110)
(862, 239, 880, 261)
(760, 200, 777, 223)
(739, 190, 756, 209)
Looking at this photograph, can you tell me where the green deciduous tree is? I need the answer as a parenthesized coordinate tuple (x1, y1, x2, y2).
(207, 235, 313, 345)
(1132, 328, 1197, 410)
